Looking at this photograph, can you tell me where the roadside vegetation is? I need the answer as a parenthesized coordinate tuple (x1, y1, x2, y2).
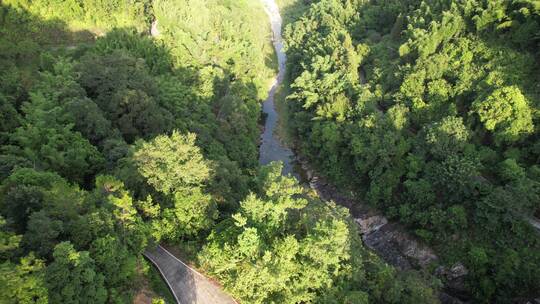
(3, 0, 537, 303)
(1, 0, 438, 303)
(0, 0, 275, 302)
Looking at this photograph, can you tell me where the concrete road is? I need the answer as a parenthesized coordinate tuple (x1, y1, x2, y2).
(144, 245, 237, 304)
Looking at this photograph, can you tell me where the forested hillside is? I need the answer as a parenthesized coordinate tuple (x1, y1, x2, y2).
(0, 0, 445, 302)
(284, 0, 540, 302)
(4, 0, 538, 303)
(198, 162, 440, 304)
(0, 0, 275, 302)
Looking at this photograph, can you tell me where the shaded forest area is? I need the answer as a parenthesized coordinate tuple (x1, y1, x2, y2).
(3, 0, 538, 303)
(0, 0, 276, 302)
(1, 0, 441, 303)
(284, 0, 540, 302)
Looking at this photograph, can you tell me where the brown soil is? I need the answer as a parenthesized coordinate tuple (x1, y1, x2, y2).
(133, 286, 155, 304)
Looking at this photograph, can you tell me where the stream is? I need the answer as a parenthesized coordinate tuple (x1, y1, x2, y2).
(258, 0, 296, 177)
(258, 0, 438, 272)
(258, 2, 471, 303)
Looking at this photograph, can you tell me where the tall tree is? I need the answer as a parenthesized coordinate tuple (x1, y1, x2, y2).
(134, 131, 211, 194)
(45, 242, 107, 304)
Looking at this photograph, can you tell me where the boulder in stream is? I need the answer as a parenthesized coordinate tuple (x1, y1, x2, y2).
(355, 215, 388, 235)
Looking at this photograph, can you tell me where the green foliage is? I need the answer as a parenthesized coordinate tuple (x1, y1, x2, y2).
(0, 216, 21, 260)
(200, 163, 437, 304)
(471, 86, 533, 144)
(134, 131, 211, 194)
(285, 0, 540, 301)
(46, 242, 107, 304)
(498, 158, 526, 182)
(0, 0, 278, 302)
(0, 168, 65, 232)
(133, 131, 217, 240)
(77, 51, 174, 143)
(0, 254, 48, 304)
(169, 188, 216, 237)
(6, 0, 530, 302)
(424, 116, 470, 159)
(90, 235, 137, 300)
(9, 89, 105, 183)
(5, 0, 151, 33)
(153, 0, 274, 99)
(23, 210, 63, 258)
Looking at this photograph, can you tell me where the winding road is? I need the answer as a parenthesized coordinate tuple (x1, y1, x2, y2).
(144, 1, 285, 303)
(144, 0, 540, 303)
(143, 245, 237, 304)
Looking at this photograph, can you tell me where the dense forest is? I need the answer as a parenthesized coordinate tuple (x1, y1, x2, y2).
(284, 0, 540, 302)
(2, 0, 538, 303)
(0, 0, 441, 303)
(0, 0, 276, 302)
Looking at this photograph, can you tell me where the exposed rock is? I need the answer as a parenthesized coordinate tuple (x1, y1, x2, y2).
(299, 156, 439, 270)
(355, 215, 388, 235)
(439, 292, 465, 304)
(296, 156, 479, 301)
(151, 20, 160, 37)
(435, 263, 470, 299)
(436, 263, 468, 280)
(363, 227, 412, 270)
(527, 216, 540, 233)
(305, 167, 314, 181)
(435, 265, 446, 277)
(361, 224, 438, 269)
(394, 230, 438, 268)
(449, 263, 468, 279)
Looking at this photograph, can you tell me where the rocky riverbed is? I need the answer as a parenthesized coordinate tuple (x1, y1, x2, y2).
(259, 0, 470, 303)
(298, 157, 472, 304)
(302, 159, 438, 270)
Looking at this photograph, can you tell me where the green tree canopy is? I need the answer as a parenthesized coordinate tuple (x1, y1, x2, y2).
(471, 86, 534, 144)
(134, 131, 211, 194)
(45, 242, 107, 304)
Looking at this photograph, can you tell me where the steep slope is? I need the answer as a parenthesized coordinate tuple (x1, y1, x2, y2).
(284, 0, 540, 302)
